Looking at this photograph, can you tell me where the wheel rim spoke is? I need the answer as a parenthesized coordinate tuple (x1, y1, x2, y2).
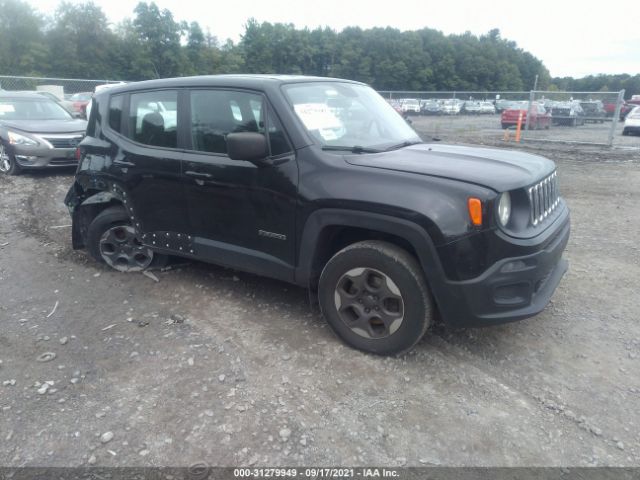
(334, 267, 405, 339)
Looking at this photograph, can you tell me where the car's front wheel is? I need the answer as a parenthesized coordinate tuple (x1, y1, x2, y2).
(87, 206, 166, 272)
(0, 143, 21, 175)
(318, 240, 433, 356)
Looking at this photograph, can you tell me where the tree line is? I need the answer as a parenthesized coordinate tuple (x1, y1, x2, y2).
(0, 0, 637, 97)
(551, 74, 640, 98)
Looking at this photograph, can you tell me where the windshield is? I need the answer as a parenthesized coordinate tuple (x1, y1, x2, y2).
(282, 82, 421, 150)
(0, 98, 73, 120)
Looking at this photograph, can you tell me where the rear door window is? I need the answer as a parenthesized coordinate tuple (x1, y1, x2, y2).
(127, 90, 178, 148)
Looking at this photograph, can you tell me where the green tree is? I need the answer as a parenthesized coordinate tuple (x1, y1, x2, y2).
(0, 0, 46, 76)
(133, 2, 188, 78)
(46, 2, 116, 79)
(111, 19, 157, 80)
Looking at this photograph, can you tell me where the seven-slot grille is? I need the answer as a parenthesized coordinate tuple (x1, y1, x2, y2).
(43, 136, 83, 148)
(528, 171, 560, 226)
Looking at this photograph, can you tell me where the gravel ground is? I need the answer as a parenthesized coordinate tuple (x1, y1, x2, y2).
(0, 140, 639, 468)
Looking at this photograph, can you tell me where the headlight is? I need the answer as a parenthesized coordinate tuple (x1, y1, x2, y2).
(497, 192, 511, 226)
(8, 131, 38, 146)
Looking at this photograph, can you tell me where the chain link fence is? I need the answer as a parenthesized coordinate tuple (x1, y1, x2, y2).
(0, 75, 125, 96)
(380, 89, 639, 149)
(522, 90, 636, 148)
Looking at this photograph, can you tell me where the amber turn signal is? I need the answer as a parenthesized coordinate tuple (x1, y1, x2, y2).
(467, 197, 483, 226)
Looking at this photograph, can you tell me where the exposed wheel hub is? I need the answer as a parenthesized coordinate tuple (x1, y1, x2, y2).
(99, 225, 153, 272)
(361, 294, 377, 310)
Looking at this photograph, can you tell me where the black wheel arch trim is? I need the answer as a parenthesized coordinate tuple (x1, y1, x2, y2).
(295, 208, 451, 314)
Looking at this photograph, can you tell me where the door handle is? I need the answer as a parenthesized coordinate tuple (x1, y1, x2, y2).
(185, 170, 213, 179)
(113, 160, 135, 167)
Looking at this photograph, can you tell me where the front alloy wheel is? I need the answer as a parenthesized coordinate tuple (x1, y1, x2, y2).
(334, 267, 405, 339)
(319, 240, 433, 355)
(0, 143, 20, 175)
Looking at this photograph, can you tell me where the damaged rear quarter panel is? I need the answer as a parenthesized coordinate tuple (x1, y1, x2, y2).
(65, 173, 126, 249)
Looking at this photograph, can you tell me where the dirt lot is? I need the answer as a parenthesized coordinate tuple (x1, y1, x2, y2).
(1, 138, 639, 468)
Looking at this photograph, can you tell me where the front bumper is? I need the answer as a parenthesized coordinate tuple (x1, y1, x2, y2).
(435, 209, 570, 328)
(11, 145, 78, 168)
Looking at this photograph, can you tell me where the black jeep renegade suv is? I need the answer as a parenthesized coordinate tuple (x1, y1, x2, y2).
(65, 75, 570, 355)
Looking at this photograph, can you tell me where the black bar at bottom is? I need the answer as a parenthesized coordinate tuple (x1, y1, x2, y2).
(1, 467, 640, 480)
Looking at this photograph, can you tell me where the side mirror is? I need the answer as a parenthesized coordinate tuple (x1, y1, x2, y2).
(226, 132, 268, 164)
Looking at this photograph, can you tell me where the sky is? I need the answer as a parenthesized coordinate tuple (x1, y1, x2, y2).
(28, 0, 640, 78)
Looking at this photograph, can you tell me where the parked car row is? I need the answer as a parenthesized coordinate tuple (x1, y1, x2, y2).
(388, 98, 497, 116)
(500, 98, 637, 130)
(500, 101, 594, 130)
(387, 97, 638, 123)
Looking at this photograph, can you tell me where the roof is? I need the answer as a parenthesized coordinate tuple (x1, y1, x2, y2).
(101, 74, 365, 96)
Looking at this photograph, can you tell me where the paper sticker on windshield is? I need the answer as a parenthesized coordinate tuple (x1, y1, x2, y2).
(294, 103, 343, 131)
(318, 128, 338, 141)
(0, 104, 15, 114)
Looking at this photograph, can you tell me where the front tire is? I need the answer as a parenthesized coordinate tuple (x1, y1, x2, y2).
(0, 143, 21, 175)
(87, 206, 166, 272)
(318, 241, 433, 356)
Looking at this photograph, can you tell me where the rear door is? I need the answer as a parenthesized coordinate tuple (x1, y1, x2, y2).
(107, 89, 190, 239)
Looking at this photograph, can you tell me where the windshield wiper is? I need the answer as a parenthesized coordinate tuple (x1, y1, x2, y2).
(384, 140, 423, 151)
(321, 145, 382, 154)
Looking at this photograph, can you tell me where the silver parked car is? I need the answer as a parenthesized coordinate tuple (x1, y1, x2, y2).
(0, 92, 87, 175)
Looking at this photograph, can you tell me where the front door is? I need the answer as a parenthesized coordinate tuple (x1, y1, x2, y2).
(182, 89, 298, 281)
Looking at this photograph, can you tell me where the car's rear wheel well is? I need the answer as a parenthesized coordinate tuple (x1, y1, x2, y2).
(72, 193, 125, 249)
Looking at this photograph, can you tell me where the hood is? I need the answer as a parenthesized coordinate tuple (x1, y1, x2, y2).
(345, 143, 555, 192)
(0, 119, 87, 134)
